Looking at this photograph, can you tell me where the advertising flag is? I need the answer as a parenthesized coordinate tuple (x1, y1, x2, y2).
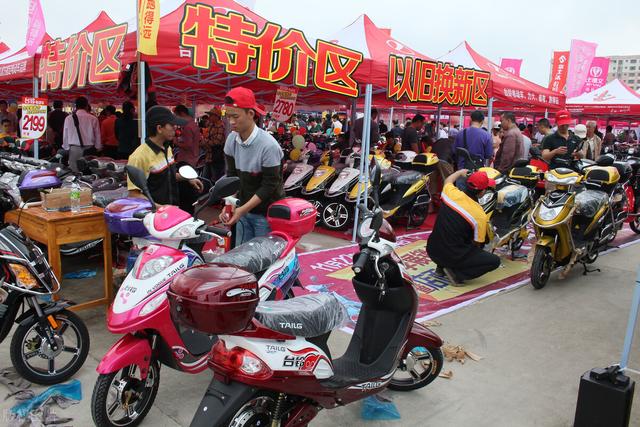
(500, 58, 523, 76)
(566, 39, 598, 97)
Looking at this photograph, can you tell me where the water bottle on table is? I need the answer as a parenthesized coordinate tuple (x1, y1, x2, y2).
(70, 182, 81, 213)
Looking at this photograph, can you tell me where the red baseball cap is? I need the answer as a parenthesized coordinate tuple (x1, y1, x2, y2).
(225, 87, 266, 116)
(467, 171, 495, 191)
(555, 109, 572, 126)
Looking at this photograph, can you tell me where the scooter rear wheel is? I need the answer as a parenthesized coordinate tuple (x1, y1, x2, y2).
(91, 362, 160, 427)
(630, 215, 640, 234)
(388, 346, 443, 391)
(225, 392, 278, 427)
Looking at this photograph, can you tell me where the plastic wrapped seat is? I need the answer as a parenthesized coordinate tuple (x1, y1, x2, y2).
(255, 293, 347, 337)
(496, 184, 528, 209)
(575, 190, 608, 218)
(390, 170, 423, 185)
(210, 235, 286, 274)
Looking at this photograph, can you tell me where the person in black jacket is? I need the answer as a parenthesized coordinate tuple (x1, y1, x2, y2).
(115, 101, 139, 159)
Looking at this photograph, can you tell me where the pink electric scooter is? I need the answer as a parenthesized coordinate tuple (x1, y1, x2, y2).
(91, 166, 314, 427)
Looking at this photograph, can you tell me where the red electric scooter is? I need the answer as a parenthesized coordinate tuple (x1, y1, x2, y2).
(92, 166, 311, 427)
(169, 159, 444, 427)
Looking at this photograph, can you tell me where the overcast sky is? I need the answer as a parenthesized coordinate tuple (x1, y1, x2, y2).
(1, 0, 638, 87)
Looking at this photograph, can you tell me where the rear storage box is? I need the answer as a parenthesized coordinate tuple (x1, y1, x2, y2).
(584, 166, 620, 193)
(508, 166, 540, 188)
(17, 169, 61, 202)
(168, 264, 258, 334)
(104, 198, 152, 236)
(411, 153, 439, 174)
(267, 198, 316, 239)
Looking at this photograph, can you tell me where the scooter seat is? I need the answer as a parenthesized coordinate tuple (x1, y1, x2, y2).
(210, 235, 286, 274)
(255, 293, 347, 337)
(389, 170, 423, 185)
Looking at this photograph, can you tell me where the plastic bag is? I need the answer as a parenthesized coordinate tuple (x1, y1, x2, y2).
(63, 269, 97, 279)
(255, 293, 347, 337)
(11, 379, 82, 418)
(361, 394, 401, 420)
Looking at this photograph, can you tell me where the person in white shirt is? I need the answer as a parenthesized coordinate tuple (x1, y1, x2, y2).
(62, 96, 101, 172)
(437, 126, 448, 140)
(331, 114, 343, 133)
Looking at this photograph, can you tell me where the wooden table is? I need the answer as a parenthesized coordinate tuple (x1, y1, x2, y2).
(5, 205, 113, 311)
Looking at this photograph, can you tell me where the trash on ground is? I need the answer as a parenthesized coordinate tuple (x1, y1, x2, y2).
(62, 269, 97, 279)
(443, 344, 484, 364)
(361, 394, 401, 420)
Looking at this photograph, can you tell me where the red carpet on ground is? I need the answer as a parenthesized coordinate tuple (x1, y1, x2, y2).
(297, 226, 640, 328)
(313, 211, 436, 241)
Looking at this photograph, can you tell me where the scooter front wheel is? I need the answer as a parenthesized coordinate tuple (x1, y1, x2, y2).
(530, 246, 552, 289)
(91, 362, 160, 427)
(10, 309, 89, 385)
(388, 346, 443, 391)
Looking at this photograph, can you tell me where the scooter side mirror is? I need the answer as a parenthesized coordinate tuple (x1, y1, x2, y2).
(208, 176, 240, 205)
(125, 165, 156, 210)
(178, 165, 198, 180)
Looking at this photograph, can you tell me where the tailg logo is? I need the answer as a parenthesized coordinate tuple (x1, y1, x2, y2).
(279, 322, 303, 329)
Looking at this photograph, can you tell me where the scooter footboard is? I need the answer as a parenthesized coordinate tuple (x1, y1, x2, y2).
(96, 334, 152, 378)
(190, 378, 256, 427)
(405, 322, 443, 351)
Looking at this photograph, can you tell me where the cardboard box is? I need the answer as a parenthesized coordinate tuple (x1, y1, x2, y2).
(41, 188, 93, 211)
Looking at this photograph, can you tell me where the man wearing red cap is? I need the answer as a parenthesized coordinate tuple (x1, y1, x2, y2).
(220, 87, 284, 244)
(542, 110, 583, 169)
(427, 169, 501, 285)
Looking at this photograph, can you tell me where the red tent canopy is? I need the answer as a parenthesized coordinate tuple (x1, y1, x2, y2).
(438, 42, 565, 111)
(567, 79, 640, 119)
(326, 14, 432, 88)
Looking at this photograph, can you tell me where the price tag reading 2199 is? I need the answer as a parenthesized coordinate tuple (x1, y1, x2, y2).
(22, 114, 46, 133)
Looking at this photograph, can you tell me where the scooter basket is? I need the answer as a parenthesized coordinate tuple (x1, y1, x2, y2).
(168, 263, 259, 335)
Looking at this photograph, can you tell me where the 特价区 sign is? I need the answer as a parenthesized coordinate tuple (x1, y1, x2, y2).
(38, 23, 128, 91)
(179, 4, 364, 98)
(387, 54, 491, 107)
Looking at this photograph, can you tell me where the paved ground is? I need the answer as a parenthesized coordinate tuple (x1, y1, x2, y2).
(1, 232, 639, 426)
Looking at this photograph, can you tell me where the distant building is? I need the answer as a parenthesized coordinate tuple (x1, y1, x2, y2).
(607, 55, 640, 91)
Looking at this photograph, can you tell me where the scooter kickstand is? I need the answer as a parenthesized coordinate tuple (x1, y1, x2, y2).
(581, 262, 601, 276)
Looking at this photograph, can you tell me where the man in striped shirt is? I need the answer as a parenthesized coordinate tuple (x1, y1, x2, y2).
(426, 169, 500, 286)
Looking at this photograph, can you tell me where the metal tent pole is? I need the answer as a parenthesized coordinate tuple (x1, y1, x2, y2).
(435, 105, 442, 135)
(487, 98, 495, 131)
(544, 108, 548, 119)
(389, 106, 394, 127)
(352, 84, 373, 242)
(139, 61, 147, 142)
(620, 268, 640, 371)
(32, 77, 39, 159)
(459, 107, 464, 129)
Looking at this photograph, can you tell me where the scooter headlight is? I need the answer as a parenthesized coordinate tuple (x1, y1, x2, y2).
(140, 292, 167, 316)
(539, 205, 563, 221)
(478, 192, 493, 206)
(137, 256, 174, 280)
(170, 225, 195, 239)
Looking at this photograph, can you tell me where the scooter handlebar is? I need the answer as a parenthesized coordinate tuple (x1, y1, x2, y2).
(205, 225, 231, 238)
(352, 248, 371, 274)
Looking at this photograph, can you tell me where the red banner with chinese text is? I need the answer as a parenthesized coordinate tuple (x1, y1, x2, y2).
(387, 54, 490, 107)
(38, 24, 128, 91)
(179, 4, 363, 98)
(548, 51, 569, 93)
